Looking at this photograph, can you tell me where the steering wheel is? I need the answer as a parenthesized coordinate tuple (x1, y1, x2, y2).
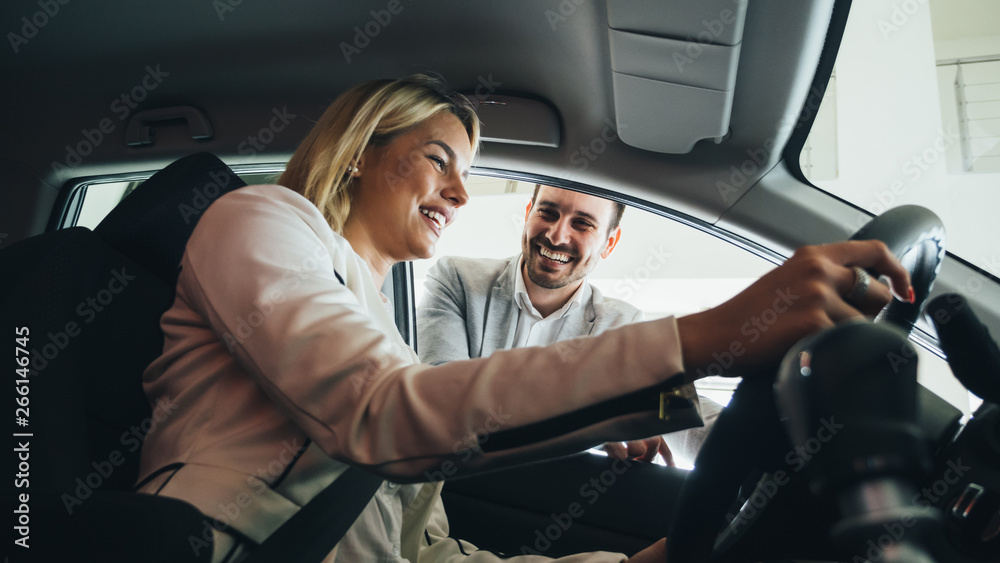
(664, 205, 946, 563)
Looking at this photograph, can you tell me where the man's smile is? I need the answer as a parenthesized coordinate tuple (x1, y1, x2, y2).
(538, 245, 572, 264)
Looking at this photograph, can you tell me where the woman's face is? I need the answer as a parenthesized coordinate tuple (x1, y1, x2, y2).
(350, 112, 472, 264)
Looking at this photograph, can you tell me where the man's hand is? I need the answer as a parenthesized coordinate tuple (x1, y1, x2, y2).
(626, 538, 666, 562)
(603, 436, 675, 466)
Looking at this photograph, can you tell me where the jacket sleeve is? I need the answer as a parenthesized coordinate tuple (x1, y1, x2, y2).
(180, 188, 700, 481)
(417, 257, 473, 364)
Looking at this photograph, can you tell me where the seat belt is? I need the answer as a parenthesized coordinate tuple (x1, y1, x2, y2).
(244, 466, 384, 563)
(245, 267, 387, 562)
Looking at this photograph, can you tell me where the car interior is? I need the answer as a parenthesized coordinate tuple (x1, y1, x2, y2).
(2, 0, 999, 562)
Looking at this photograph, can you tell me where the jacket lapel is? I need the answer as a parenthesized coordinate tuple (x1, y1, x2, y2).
(479, 256, 520, 357)
(553, 281, 597, 341)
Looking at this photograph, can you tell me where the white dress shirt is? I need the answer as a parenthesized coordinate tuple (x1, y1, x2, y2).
(512, 258, 588, 348)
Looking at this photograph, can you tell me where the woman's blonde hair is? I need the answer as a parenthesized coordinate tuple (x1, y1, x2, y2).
(279, 74, 481, 233)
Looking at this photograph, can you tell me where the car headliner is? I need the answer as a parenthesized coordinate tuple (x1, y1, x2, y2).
(3, 0, 1000, 341)
(3, 0, 832, 230)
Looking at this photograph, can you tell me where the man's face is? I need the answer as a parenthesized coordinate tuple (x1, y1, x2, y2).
(521, 186, 620, 290)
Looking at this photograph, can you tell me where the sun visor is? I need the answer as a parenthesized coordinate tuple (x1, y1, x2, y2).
(607, 0, 747, 154)
(468, 95, 561, 148)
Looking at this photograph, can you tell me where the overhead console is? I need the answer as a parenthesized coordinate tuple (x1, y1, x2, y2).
(607, 0, 747, 154)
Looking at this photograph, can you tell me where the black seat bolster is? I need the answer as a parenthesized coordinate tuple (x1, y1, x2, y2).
(34, 491, 213, 563)
(2, 228, 205, 561)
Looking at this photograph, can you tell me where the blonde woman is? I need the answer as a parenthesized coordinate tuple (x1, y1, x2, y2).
(136, 75, 912, 562)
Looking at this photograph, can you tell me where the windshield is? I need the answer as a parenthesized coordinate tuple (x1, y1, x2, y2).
(800, 1, 1000, 276)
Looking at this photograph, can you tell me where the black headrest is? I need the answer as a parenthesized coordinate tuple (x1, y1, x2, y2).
(94, 153, 247, 287)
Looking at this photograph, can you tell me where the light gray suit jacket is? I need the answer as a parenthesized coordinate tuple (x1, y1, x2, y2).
(417, 254, 717, 462)
(417, 255, 643, 364)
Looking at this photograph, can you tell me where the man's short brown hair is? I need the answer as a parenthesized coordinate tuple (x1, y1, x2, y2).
(532, 184, 625, 233)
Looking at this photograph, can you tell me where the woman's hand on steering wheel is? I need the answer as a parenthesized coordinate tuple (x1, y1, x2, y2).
(677, 240, 915, 379)
(625, 538, 667, 563)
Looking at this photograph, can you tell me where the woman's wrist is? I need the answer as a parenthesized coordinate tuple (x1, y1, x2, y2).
(677, 311, 713, 380)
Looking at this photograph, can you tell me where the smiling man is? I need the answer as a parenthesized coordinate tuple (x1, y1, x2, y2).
(417, 184, 679, 463)
(418, 184, 635, 361)
(517, 184, 625, 321)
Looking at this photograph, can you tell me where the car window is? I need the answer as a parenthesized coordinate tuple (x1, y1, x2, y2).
(412, 177, 771, 412)
(797, 2, 995, 415)
(72, 169, 980, 419)
(71, 170, 284, 230)
(410, 175, 979, 415)
(799, 2, 1000, 277)
(76, 181, 136, 229)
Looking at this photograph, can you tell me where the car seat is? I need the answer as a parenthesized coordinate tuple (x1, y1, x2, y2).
(1, 153, 246, 562)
